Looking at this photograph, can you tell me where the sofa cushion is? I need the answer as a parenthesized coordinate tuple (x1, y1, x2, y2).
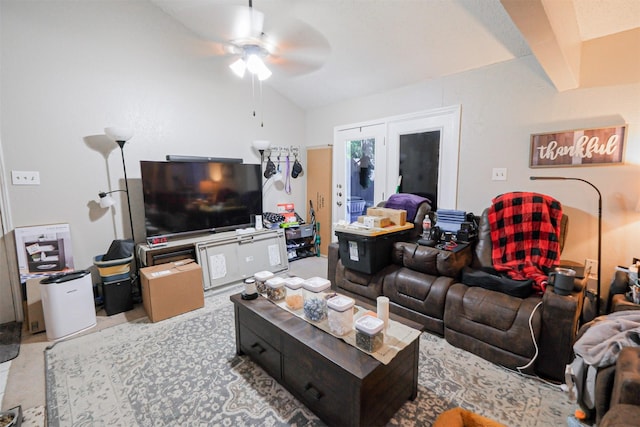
(383, 267, 455, 335)
(458, 286, 524, 331)
(334, 259, 398, 301)
(392, 242, 471, 279)
(460, 266, 534, 298)
(445, 283, 542, 356)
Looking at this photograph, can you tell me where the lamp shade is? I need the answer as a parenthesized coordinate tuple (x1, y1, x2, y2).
(105, 127, 134, 142)
(229, 58, 246, 78)
(252, 140, 271, 151)
(99, 193, 116, 208)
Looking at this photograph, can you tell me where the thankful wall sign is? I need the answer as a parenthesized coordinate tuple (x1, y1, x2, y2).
(530, 125, 627, 168)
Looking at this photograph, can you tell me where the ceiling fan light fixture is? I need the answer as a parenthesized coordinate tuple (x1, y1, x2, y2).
(246, 54, 271, 80)
(256, 64, 272, 81)
(230, 44, 272, 81)
(229, 58, 247, 78)
(246, 53, 261, 73)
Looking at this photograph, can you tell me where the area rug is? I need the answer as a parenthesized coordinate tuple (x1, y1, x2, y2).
(45, 285, 573, 426)
(0, 321, 22, 363)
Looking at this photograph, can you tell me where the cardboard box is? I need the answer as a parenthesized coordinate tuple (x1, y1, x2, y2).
(366, 207, 407, 226)
(140, 259, 204, 323)
(357, 215, 392, 228)
(277, 203, 297, 224)
(26, 278, 46, 333)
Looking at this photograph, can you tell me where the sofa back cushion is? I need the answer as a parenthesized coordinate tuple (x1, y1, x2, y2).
(392, 241, 471, 279)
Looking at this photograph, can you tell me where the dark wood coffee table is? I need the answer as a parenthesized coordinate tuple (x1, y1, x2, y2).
(230, 293, 420, 427)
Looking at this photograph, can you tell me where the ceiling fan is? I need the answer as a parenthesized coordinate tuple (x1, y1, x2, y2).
(152, 0, 330, 80)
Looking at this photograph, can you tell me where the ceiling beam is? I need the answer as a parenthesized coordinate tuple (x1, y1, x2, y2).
(501, 0, 581, 91)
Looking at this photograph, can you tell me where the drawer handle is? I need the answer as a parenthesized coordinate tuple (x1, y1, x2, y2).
(304, 383, 323, 400)
(251, 343, 266, 354)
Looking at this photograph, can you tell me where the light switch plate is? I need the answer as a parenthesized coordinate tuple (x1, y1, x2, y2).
(585, 259, 598, 278)
(491, 168, 507, 181)
(11, 170, 40, 185)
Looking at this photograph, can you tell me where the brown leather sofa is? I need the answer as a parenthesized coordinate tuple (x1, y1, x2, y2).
(329, 208, 585, 381)
(599, 346, 640, 426)
(575, 304, 640, 425)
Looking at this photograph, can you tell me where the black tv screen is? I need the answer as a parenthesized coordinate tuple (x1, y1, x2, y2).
(140, 160, 262, 238)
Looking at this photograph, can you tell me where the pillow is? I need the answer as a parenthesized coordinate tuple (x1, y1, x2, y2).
(461, 266, 533, 298)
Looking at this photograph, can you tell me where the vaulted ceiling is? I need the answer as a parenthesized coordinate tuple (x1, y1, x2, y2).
(152, 0, 640, 110)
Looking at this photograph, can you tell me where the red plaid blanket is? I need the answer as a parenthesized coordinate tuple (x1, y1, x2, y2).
(488, 192, 563, 294)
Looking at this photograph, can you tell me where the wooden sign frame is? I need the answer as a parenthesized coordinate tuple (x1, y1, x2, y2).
(530, 125, 626, 168)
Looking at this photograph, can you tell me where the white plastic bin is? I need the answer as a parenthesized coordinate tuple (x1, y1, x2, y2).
(40, 270, 96, 341)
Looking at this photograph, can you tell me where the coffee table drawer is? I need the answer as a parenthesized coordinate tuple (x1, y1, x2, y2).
(239, 324, 282, 380)
(283, 346, 355, 425)
(238, 304, 283, 352)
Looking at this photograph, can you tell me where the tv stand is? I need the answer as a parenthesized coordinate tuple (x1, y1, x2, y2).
(137, 228, 289, 290)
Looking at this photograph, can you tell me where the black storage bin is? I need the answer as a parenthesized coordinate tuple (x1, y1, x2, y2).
(102, 277, 133, 316)
(336, 230, 409, 274)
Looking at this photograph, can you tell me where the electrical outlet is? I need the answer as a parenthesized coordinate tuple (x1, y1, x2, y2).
(584, 258, 598, 278)
(11, 170, 40, 185)
(491, 168, 507, 181)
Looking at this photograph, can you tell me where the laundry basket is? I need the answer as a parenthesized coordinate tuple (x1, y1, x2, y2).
(93, 254, 133, 315)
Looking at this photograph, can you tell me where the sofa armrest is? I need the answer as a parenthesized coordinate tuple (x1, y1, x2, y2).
(328, 242, 340, 290)
(392, 242, 471, 279)
(536, 280, 585, 381)
(611, 347, 640, 407)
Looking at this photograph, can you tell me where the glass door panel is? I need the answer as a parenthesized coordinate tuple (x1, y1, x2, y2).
(346, 137, 375, 222)
(332, 124, 386, 238)
(399, 130, 440, 210)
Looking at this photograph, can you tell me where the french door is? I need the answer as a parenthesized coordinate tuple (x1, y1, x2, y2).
(332, 106, 461, 242)
(387, 106, 461, 211)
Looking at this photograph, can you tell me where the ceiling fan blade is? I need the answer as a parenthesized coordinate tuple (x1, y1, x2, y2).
(267, 46, 329, 76)
(262, 18, 331, 76)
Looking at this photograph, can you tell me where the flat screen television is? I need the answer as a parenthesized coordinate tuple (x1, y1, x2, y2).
(140, 160, 262, 239)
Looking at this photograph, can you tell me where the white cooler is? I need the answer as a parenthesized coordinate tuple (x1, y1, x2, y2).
(40, 270, 97, 341)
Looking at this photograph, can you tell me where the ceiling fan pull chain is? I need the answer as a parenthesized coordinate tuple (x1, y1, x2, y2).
(260, 79, 264, 127)
(251, 73, 256, 117)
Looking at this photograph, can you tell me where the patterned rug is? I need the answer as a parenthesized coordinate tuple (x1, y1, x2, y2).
(45, 285, 573, 426)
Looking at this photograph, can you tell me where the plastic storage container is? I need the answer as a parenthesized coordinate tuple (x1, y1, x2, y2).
(284, 277, 305, 310)
(327, 295, 355, 336)
(355, 315, 384, 352)
(254, 270, 274, 294)
(302, 277, 331, 321)
(265, 276, 286, 301)
(335, 230, 410, 274)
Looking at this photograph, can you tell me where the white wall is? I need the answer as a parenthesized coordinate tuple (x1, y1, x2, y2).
(0, 0, 306, 276)
(306, 56, 640, 299)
